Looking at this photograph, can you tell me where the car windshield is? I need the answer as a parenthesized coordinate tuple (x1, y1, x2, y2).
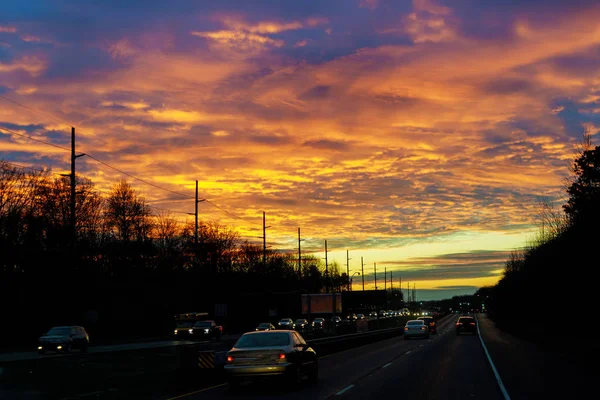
(46, 327, 70, 336)
(235, 332, 290, 348)
(194, 321, 211, 328)
(258, 323, 271, 328)
(459, 318, 474, 323)
(407, 321, 423, 326)
(176, 321, 194, 328)
(295, 319, 305, 324)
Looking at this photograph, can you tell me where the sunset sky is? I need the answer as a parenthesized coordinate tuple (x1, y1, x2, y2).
(2, 0, 599, 300)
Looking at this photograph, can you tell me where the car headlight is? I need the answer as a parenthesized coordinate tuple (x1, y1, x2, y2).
(174, 329, 178, 334)
(188, 329, 193, 334)
(204, 329, 210, 333)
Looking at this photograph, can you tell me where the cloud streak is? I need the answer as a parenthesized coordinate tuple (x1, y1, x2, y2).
(1, 0, 598, 298)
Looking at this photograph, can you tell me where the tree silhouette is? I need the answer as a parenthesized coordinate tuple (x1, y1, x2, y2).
(564, 146, 600, 227)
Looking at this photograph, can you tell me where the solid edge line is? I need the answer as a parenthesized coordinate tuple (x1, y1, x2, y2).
(335, 384, 355, 396)
(382, 362, 392, 368)
(476, 314, 511, 400)
(164, 383, 227, 400)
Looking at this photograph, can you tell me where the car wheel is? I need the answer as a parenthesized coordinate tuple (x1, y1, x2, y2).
(308, 360, 318, 383)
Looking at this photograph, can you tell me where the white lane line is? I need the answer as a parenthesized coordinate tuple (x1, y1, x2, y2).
(405, 350, 412, 354)
(164, 383, 227, 400)
(382, 362, 392, 368)
(335, 384, 355, 396)
(476, 315, 511, 400)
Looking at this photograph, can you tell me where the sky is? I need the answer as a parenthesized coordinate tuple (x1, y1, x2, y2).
(1, 0, 599, 300)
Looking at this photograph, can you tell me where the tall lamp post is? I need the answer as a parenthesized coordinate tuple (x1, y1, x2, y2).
(349, 272, 361, 291)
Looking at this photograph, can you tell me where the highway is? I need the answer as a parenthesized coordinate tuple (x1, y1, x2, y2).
(1, 314, 594, 399)
(168, 313, 594, 400)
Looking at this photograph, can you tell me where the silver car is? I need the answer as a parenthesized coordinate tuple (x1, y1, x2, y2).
(224, 330, 318, 389)
(404, 319, 429, 339)
(278, 318, 293, 329)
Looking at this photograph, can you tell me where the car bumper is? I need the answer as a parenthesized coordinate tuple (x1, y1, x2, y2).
(38, 343, 68, 352)
(224, 363, 292, 377)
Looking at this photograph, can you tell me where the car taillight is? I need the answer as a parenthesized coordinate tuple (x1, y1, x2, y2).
(421, 326, 426, 330)
(279, 353, 286, 360)
(227, 355, 234, 363)
(429, 323, 434, 326)
(404, 327, 409, 330)
(456, 323, 461, 326)
(470, 322, 476, 326)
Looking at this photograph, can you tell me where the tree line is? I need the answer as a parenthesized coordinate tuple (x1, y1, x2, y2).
(0, 162, 350, 345)
(477, 139, 600, 346)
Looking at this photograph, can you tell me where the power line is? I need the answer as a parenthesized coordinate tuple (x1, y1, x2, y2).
(83, 153, 192, 200)
(0, 94, 71, 127)
(204, 199, 260, 226)
(0, 125, 70, 152)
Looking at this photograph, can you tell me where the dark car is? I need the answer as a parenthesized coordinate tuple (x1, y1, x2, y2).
(255, 322, 276, 331)
(417, 316, 437, 334)
(311, 318, 325, 331)
(293, 319, 310, 333)
(225, 330, 318, 389)
(456, 316, 477, 335)
(38, 326, 89, 354)
(192, 320, 222, 340)
(278, 318, 294, 329)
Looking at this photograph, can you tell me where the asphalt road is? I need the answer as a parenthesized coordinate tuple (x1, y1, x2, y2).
(2, 313, 594, 399)
(0, 336, 244, 363)
(170, 313, 595, 400)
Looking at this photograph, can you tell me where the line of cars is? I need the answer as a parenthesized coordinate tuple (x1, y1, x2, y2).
(403, 313, 478, 339)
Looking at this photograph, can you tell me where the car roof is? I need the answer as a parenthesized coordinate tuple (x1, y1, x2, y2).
(407, 319, 424, 323)
(243, 330, 291, 336)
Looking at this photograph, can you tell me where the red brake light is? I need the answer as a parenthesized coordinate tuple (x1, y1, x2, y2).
(404, 327, 409, 330)
(470, 322, 476, 325)
(227, 355, 234, 363)
(279, 353, 286, 360)
(429, 323, 434, 326)
(456, 323, 461, 326)
(421, 326, 426, 330)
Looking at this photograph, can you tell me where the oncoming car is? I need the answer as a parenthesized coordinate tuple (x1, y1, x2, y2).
(38, 326, 89, 354)
(224, 330, 318, 389)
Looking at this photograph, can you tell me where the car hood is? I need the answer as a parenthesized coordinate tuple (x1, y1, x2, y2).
(39, 335, 69, 342)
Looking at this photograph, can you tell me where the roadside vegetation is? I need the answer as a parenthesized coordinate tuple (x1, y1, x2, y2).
(0, 166, 350, 347)
(480, 135, 600, 359)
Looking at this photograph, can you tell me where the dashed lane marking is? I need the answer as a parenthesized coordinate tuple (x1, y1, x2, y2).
(335, 385, 355, 396)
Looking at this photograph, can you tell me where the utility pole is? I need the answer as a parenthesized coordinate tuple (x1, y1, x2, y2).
(70, 126, 76, 251)
(262, 212, 270, 264)
(390, 270, 393, 291)
(298, 228, 302, 279)
(384, 267, 387, 291)
(64, 127, 84, 255)
(361, 257, 365, 291)
(195, 180, 199, 245)
(324, 240, 329, 292)
(345, 250, 351, 291)
(407, 281, 410, 308)
(374, 262, 377, 290)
